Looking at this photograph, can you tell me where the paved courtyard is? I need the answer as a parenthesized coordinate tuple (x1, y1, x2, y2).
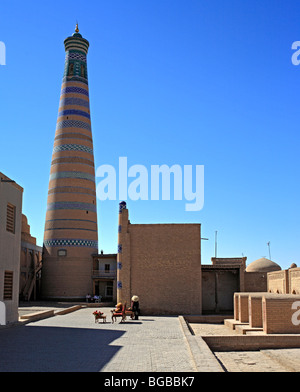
(1, 305, 300, 372)
(0, 306, 198, 372)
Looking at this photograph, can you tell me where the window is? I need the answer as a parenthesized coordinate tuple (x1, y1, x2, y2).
(81, 64, 85, 77)
(68, 63, 74, 76)
(105, 264, 110, 273)
(3, 271, 13, 300)
(6, 203, 15, 233)
(57, 249, 67, 257)
(105, 282, 113, 297)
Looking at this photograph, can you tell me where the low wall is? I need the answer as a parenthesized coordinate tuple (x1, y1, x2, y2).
(263, 294, 300, 334)
(203, 335, 300, 351)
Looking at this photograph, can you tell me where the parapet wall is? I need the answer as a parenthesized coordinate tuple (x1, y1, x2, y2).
(268, 267, 300, 294)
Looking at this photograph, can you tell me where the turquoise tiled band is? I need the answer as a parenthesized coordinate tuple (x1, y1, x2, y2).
(49, 171, 95, 182)
(53, 144, 93, 154)
(47, 201, 96, 212)
(44, 238, 98, 248)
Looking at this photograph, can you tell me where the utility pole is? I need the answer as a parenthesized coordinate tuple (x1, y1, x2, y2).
(267, 241, 271, 260)
(215, 231, 218, 258)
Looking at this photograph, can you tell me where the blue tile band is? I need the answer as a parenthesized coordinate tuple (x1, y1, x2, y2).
(44, 238, 98, 248)
(59, 97, 90, 109)
(61, 86, 89, 96)
(53, 144, 93, 154)
(58, 109, 90, 119)
(47, 201, 96, 212)
(56, 120, 91, 132)
(49, 171, 95, 182)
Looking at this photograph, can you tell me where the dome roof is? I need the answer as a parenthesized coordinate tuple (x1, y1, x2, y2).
(290, 263, 297, 269)
(246, 257, 281, 273)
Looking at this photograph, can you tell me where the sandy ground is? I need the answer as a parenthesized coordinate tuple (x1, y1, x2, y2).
(189, 322, 300, 372)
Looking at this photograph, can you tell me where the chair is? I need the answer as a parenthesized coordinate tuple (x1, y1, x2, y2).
(125, 307, 135, 320)
(111, 302, 127, 323)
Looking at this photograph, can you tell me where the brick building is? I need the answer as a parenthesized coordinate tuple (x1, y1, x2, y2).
(19, 214, 43, 301)
(117, 201, 202, 315)
(0, 172, 23, 323)
(40, 27, 287, 314)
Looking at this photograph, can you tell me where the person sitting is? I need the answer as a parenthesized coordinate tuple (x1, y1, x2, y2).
(86, 293, 91, 303)
(113, 302, 123, 313)
(93, 294, 99, 303)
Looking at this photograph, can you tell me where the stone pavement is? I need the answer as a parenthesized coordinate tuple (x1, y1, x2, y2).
(0, 306, 222, 372)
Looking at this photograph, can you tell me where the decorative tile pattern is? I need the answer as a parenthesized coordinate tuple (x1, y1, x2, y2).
(119, 201, 127, 213)
(58, 109, 90, 119)
(59, 97, 90, 109)
(44, 238, 98, 248)
(66, 51, 87, 62)
(51, 157, 94, 166)
(48, 185, 96, 196)
(118, 244, 122, 253)
(49, 171, 95, 182)
(61, 86, 89, 96)
(53, 144, 93, 154)
(56, 120, 91, 132)
(117, 281, 122, 289)
(54, 133, 93, 142)
(45, 227, 97, 232)
(47, 201, 97, 212)
(63, 76, 88, 85)
(46, 218, 97, 223)
(117, 262, 122, 270)
(118, 225, 122, 233)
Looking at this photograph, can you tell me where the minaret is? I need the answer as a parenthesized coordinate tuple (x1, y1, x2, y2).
(42, 25, 98, 300)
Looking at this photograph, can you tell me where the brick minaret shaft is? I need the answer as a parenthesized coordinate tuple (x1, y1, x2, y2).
(42, 25, 98, 299)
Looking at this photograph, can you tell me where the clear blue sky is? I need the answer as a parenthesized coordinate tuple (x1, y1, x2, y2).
(0, 0, 299, 270)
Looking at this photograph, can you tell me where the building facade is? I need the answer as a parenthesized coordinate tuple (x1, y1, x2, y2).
(92, 252, 117, 303)
(20, 214, 43, 301)
(0, 172, 23, 323)
(42, 25, 98, 300)
(117, 201, 202, 315)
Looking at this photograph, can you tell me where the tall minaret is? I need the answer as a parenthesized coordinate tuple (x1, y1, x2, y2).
(42, 25, 98, 300)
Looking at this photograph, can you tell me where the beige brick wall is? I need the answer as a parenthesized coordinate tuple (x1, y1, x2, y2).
(41, 257, 93, 299)
(267, 269, 289, 294)
(249, 295, 263, 328)
(234, 293, 239, 320)
(289, 267, 300, 294)
(263, 295, 300, 334)
(117, 206, 201, 315)
(238, 294, 249, 323)
(244, 272, 268, 292)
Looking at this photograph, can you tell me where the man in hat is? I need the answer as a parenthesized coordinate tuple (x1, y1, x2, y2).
(131, 295, 140, 320)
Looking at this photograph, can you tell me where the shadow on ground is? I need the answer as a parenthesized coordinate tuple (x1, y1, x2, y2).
(0, 324, 125, 372)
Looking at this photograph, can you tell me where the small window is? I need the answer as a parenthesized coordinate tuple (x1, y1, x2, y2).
(3, 271, 13, 300)
(81, 64, 85, 77)
(105, 282, 113, 297)
(69, 63, 74, 76)
(105, 264, 110, 273)
(6, 203, 15, 234)
(57, 249, 67, 257)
